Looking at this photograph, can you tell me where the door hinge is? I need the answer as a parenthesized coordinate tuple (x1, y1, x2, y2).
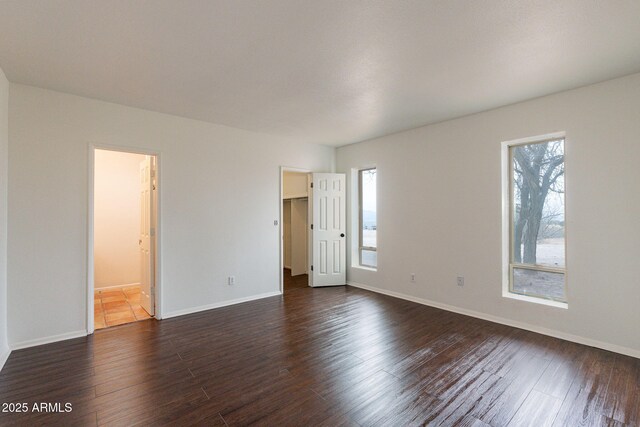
(310, 224, 313, 230)
(310, 182, 313, 188)
(311, 265, 313, 271)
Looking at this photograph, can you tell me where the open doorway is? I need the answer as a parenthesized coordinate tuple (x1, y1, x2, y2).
(91, 148, 158, 330)
(281, 169, 310, 292)
(279, 169, 347, 292)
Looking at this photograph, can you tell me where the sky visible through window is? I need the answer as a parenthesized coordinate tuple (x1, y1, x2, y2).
(361, 169, 377, 247)
(361, 169, 376, 213)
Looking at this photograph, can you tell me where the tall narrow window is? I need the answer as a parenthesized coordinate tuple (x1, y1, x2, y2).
(359, 168, 377, 268)
(505, 136, 566, 303)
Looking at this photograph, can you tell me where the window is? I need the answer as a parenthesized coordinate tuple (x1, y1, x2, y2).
(503, 135, 566, 304)
(359, 168, 377, 268)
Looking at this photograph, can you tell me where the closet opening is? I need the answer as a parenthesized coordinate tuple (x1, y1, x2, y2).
(280, 169, 310, 292)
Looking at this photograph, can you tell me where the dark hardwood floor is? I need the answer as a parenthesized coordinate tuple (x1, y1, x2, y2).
(1, 281, 638, 426)
(283, 268, 309, 290)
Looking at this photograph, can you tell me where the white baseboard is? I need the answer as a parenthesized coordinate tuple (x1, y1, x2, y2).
(0, 346, 10, 372)
(7, 292, 282, 353)
(348, 281, 640, 360)
(163, 291, 282, 319)
(95, 282, 141, 291)
(11, 330, 88, 351)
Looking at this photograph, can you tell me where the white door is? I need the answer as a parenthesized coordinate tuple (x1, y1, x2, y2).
(139, 156, 155, 315)
(310, 173, 346, 287)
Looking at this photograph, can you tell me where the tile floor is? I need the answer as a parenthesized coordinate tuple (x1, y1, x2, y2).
(94, 285, 152, 329)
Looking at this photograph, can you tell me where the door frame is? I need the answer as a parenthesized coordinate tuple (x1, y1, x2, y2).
(279, 166, 311, 293)
(87, 143, 162, 334)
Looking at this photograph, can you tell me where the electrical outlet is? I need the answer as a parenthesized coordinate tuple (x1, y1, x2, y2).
(457, 276, 464, 287)
(228, 276, 236, 286)
(410, 273, 416, 283)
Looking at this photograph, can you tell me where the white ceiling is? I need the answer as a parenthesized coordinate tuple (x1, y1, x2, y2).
(1, 1, 639, 147)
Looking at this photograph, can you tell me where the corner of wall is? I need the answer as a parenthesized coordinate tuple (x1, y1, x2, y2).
(0, 65, 10, 370)
(330, 145, 338, 173)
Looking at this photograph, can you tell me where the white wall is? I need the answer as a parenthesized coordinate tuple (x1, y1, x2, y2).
(94, 150, 145, 288)
(337, 72, 640, 356)
(0, 66, 9, 367)
(6, 74, 639, 356)
(8, 84, 334, 346)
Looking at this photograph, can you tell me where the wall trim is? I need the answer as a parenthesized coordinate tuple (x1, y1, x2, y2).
(94, 282, 141, 291)
(163, 291, 282, 319)
(11, 330, 88, 351)
(8, 292, 282, 353)
(348, 281, 640, 360)
(0, 347, 10, 372)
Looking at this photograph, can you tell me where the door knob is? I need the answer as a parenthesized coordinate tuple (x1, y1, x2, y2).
(340, 233, 345, 237)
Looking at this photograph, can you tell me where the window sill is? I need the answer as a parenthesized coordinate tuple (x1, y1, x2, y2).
(502, 291, 568, 309)
(352, 265, 377, 272)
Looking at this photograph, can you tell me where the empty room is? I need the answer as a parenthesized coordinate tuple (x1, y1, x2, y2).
(0, 1, 638, 426)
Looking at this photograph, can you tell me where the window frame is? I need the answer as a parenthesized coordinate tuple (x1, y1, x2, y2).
(358, 167, 377, 269)
(501, 132, 568, 308)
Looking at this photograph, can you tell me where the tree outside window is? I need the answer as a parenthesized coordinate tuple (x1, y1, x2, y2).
(509, 138, 566, 302)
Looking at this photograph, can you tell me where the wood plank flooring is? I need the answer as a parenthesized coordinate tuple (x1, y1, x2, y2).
(1, 278, 638, 426)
